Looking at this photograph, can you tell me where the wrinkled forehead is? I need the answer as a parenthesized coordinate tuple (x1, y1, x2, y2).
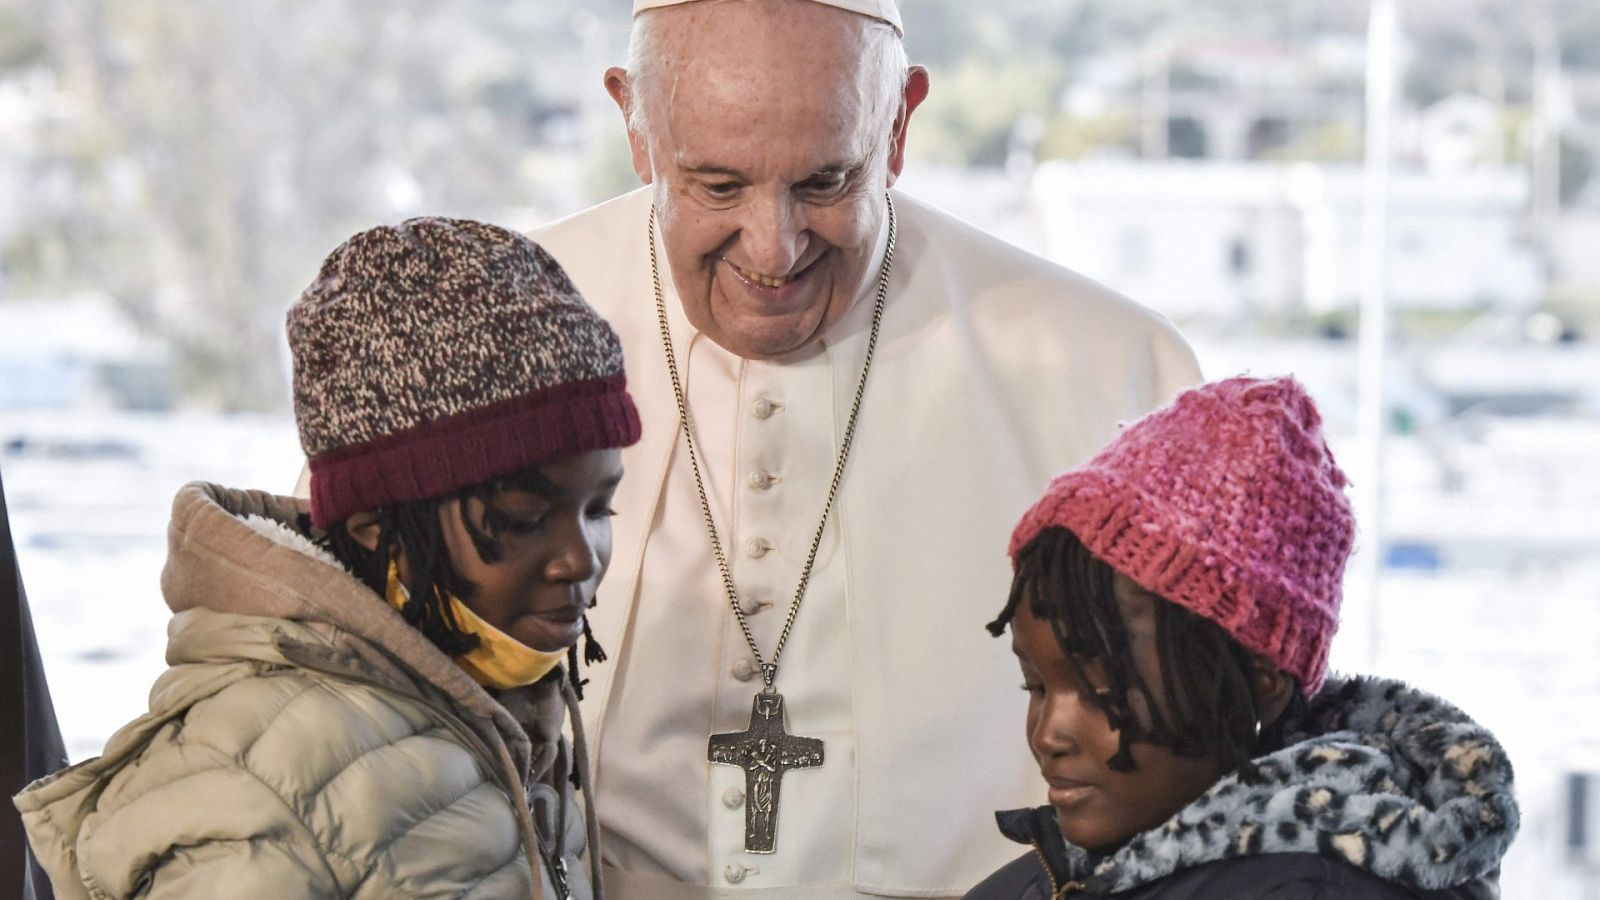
(645, 2, 889, 153)
(661, 80, 877, 175)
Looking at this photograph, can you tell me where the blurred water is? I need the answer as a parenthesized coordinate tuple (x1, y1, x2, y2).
(3, 409, 300, 761)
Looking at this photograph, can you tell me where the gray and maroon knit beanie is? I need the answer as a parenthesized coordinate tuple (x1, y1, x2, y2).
(288, 217, 641, 530)
(1009, 376, 1354, 695)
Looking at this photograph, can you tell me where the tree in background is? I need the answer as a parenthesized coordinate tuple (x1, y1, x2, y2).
(3, 0, 630, 410)
(2, 0, 1596, 407)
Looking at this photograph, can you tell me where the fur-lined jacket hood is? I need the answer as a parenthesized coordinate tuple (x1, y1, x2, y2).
(156, 482, 569, 771)
(967, 675, 1517, 899)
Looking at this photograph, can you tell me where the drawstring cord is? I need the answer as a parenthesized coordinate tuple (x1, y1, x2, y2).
(561, 676, 605, 900)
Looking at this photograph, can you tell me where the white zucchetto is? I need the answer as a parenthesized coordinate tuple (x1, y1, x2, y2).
(631, 0, 902, 35)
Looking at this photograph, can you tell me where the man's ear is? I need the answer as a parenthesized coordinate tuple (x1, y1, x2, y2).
(1250, 656, 1296, 731)
(344, 511, 383, 553)
(605, 67, 654, 185)
(886, 65, 931, 186)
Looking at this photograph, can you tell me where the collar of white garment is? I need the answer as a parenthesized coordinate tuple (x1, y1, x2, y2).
(631, 0, 902, 36)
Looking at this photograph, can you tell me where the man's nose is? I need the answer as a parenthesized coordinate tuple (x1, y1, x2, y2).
(740, 193, 809, 277)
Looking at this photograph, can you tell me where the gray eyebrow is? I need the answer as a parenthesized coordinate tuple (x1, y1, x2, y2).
(680, 162, 861, 182)
(683, 164, 746, 179)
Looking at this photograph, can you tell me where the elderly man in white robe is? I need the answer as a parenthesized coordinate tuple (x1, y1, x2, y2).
(531, 1, 1202, 897)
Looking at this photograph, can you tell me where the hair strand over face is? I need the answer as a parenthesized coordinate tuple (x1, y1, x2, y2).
(989, 527, 1302, 775)
(316, 464, 607, 696)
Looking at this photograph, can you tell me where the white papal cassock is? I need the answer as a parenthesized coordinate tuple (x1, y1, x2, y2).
(530, 187, 1201, 899)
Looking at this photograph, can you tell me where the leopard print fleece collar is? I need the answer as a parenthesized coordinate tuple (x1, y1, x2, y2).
(997, 675, 1518, 894)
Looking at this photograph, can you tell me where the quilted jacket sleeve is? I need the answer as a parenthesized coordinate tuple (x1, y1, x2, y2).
(139, 836, 338, 899)
(69, 669, 532, 899)
(71, 726, 341, 898)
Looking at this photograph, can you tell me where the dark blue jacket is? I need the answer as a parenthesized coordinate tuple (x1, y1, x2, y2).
(1, 464, 67, 900)
(965, 806, 1498, 899)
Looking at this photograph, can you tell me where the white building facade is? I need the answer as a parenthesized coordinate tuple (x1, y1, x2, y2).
(1032, 160, 1543, 320)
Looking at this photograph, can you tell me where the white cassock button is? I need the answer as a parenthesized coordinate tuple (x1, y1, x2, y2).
(745, 538, 770, 558)
(724, 863, 751, 884)
(739, 595, 770, 616)
(747, 469, 775, 490)
(752, 398, 778, 420)
(731, 658, 758, 682)
(722, 787, 745, 809)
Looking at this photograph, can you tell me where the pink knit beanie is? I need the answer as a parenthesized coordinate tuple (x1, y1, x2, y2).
(1009, 376, 1354, 695)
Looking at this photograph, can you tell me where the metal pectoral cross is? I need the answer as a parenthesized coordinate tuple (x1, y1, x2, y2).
(708, 691, 824, 853)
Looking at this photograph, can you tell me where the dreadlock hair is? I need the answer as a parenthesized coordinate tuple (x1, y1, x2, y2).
(987, 526, 1306, 776)
(317, 463, 607, 696)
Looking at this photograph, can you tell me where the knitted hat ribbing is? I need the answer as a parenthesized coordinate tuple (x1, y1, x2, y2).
(1009, 376, 1354, 695)
(288, 217, 641, 529)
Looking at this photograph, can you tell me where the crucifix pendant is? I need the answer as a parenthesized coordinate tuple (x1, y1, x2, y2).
(708, 691, 824, 853)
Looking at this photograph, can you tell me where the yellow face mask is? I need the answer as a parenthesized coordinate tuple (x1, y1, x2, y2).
(386, 560, 565, 690)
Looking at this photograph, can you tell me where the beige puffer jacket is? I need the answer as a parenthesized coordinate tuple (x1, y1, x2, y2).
(14, 483, 601, 900)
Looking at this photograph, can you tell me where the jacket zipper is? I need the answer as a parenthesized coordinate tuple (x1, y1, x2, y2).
(1031, 843, 1060, 895)
(1031, 842, 1088, 898)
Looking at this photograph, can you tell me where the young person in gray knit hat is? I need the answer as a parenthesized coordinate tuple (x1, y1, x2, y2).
(15, 217, 638, 900)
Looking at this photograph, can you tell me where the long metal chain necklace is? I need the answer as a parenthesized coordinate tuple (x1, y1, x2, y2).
(650, 194, 896, 854)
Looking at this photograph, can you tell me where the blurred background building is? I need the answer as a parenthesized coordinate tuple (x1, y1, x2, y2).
(1, 0, 1597, 896)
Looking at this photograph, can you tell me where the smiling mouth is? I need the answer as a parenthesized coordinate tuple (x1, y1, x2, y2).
(1044, 774, 1095, 805)
(722, 256, 818, 289)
